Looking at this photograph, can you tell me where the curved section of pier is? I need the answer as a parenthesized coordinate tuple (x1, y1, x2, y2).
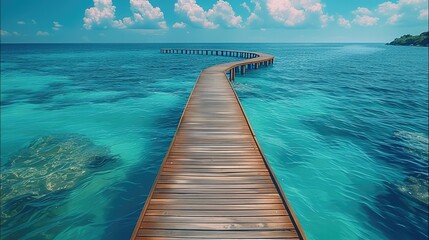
(159, 49, 274, 81)
(131, 49, 306, 240)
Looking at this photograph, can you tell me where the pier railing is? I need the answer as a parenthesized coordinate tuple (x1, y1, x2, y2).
(160, 48, 274, 81)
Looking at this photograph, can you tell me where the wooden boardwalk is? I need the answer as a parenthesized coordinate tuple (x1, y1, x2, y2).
(131, 49, 306, 240)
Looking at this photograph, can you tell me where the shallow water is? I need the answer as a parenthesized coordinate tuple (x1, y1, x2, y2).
(1, 43, 428, 240)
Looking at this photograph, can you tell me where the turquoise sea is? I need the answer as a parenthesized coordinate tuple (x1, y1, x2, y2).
(1, 43, 428, 240)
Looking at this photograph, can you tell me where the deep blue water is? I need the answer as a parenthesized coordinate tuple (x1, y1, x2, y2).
(1, 43, 428, 240)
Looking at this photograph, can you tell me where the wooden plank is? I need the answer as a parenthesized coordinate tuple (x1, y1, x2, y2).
(168, 153, 263, 157)
(157, 179, 272, 184)
(130, 49, 306, 240)
(151, 193, 281, 199)
(160, 171, 270, 176)
(149, 197, 283, 203)
(153, 188, 277, 194)
(139, 222, 295, 231)
(136, 238, 300, 240)
(168, 152, 261, 156)
(163, 159, 263, 162)
(145, 209, 288, 217)
(161, 168, 269, 173)
(137, 229, 299, 238)
(167, 155, 262, 159)
(147, 204, 285, 210)
(158, 175, 271, 181)
(161, 165, 265, 169)
(142, 216, 290, 223)
(162, 161, 264, 165)
(170, 144, 256, 148)
(155, 184, 276, 189)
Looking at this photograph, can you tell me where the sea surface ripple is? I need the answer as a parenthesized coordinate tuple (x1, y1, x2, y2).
(1, 43, 428, 240)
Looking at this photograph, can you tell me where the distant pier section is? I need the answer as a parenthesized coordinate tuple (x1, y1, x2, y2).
(131, 49, 306, 239)
(160, 48, 274, 81)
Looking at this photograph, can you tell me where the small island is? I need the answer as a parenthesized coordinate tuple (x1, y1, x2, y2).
(386, 31, 428, 47)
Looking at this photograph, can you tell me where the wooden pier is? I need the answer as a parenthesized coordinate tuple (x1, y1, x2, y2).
(131, 49, 306, 239)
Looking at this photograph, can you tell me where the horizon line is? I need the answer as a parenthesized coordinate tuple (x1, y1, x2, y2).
(1, 42, 387, 44)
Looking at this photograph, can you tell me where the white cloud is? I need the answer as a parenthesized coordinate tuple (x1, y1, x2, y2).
(174, 0, 243, 29)
(53, 21, 63, 28)
(36, 31, 49, 36)
(387, 13, 404, 23)
(337, 16, 351, 28)
(207, 0, 243, 28)
(418, 8, 428, 19)
(305, 3, 323, 13)
(377, 2, 400, 15)
(128, 0, 167, 29)
(174, 0, 218, 29)
(112, 17, 134, 29)
(173, 22, 187, 28)
(130, 0, 163, 20)
(159, 21, 168, 29)
(2, 30, 20, 36)
(365, 0, 428, 25)
(17, 21, 25, 25)
(32, 19, 37, 24)
(246, 12, 260, 24)
(266, 0, 328, 27)
(253, 0, 262, 11)
(395, 0, 428, 20)
(241, 2, 251, 13)
(84, 0, 166, 30)
(353, 15, 379, 26)
(352, 6, 379, 26)
(399, 0, 425, 4)
(266, 0, 305, 26)
(83, 0, 116, 30)
(1, 29, 10, 36)
(320, 14, 334, 28)
(352, 7, 372, 15)
(52, 21, 63, 31)
(243, 0, 262, 26)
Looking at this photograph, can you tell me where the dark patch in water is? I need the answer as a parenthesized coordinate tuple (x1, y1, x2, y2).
(397, 175, 429, 205)
(98, 106, 182, 239)
(87, 155, 117, 169)
(301, 115, 371, 143)
(363, 181, 428, 240)
(0, 134, 119, 236)
(375, 131, 428, 173)
(98, 165, 159, 240)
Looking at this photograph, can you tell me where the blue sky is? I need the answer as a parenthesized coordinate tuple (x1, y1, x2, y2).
(1, 0, 428, 43)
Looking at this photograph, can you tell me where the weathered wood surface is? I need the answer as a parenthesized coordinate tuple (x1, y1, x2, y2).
(131, 49, 306, 240)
